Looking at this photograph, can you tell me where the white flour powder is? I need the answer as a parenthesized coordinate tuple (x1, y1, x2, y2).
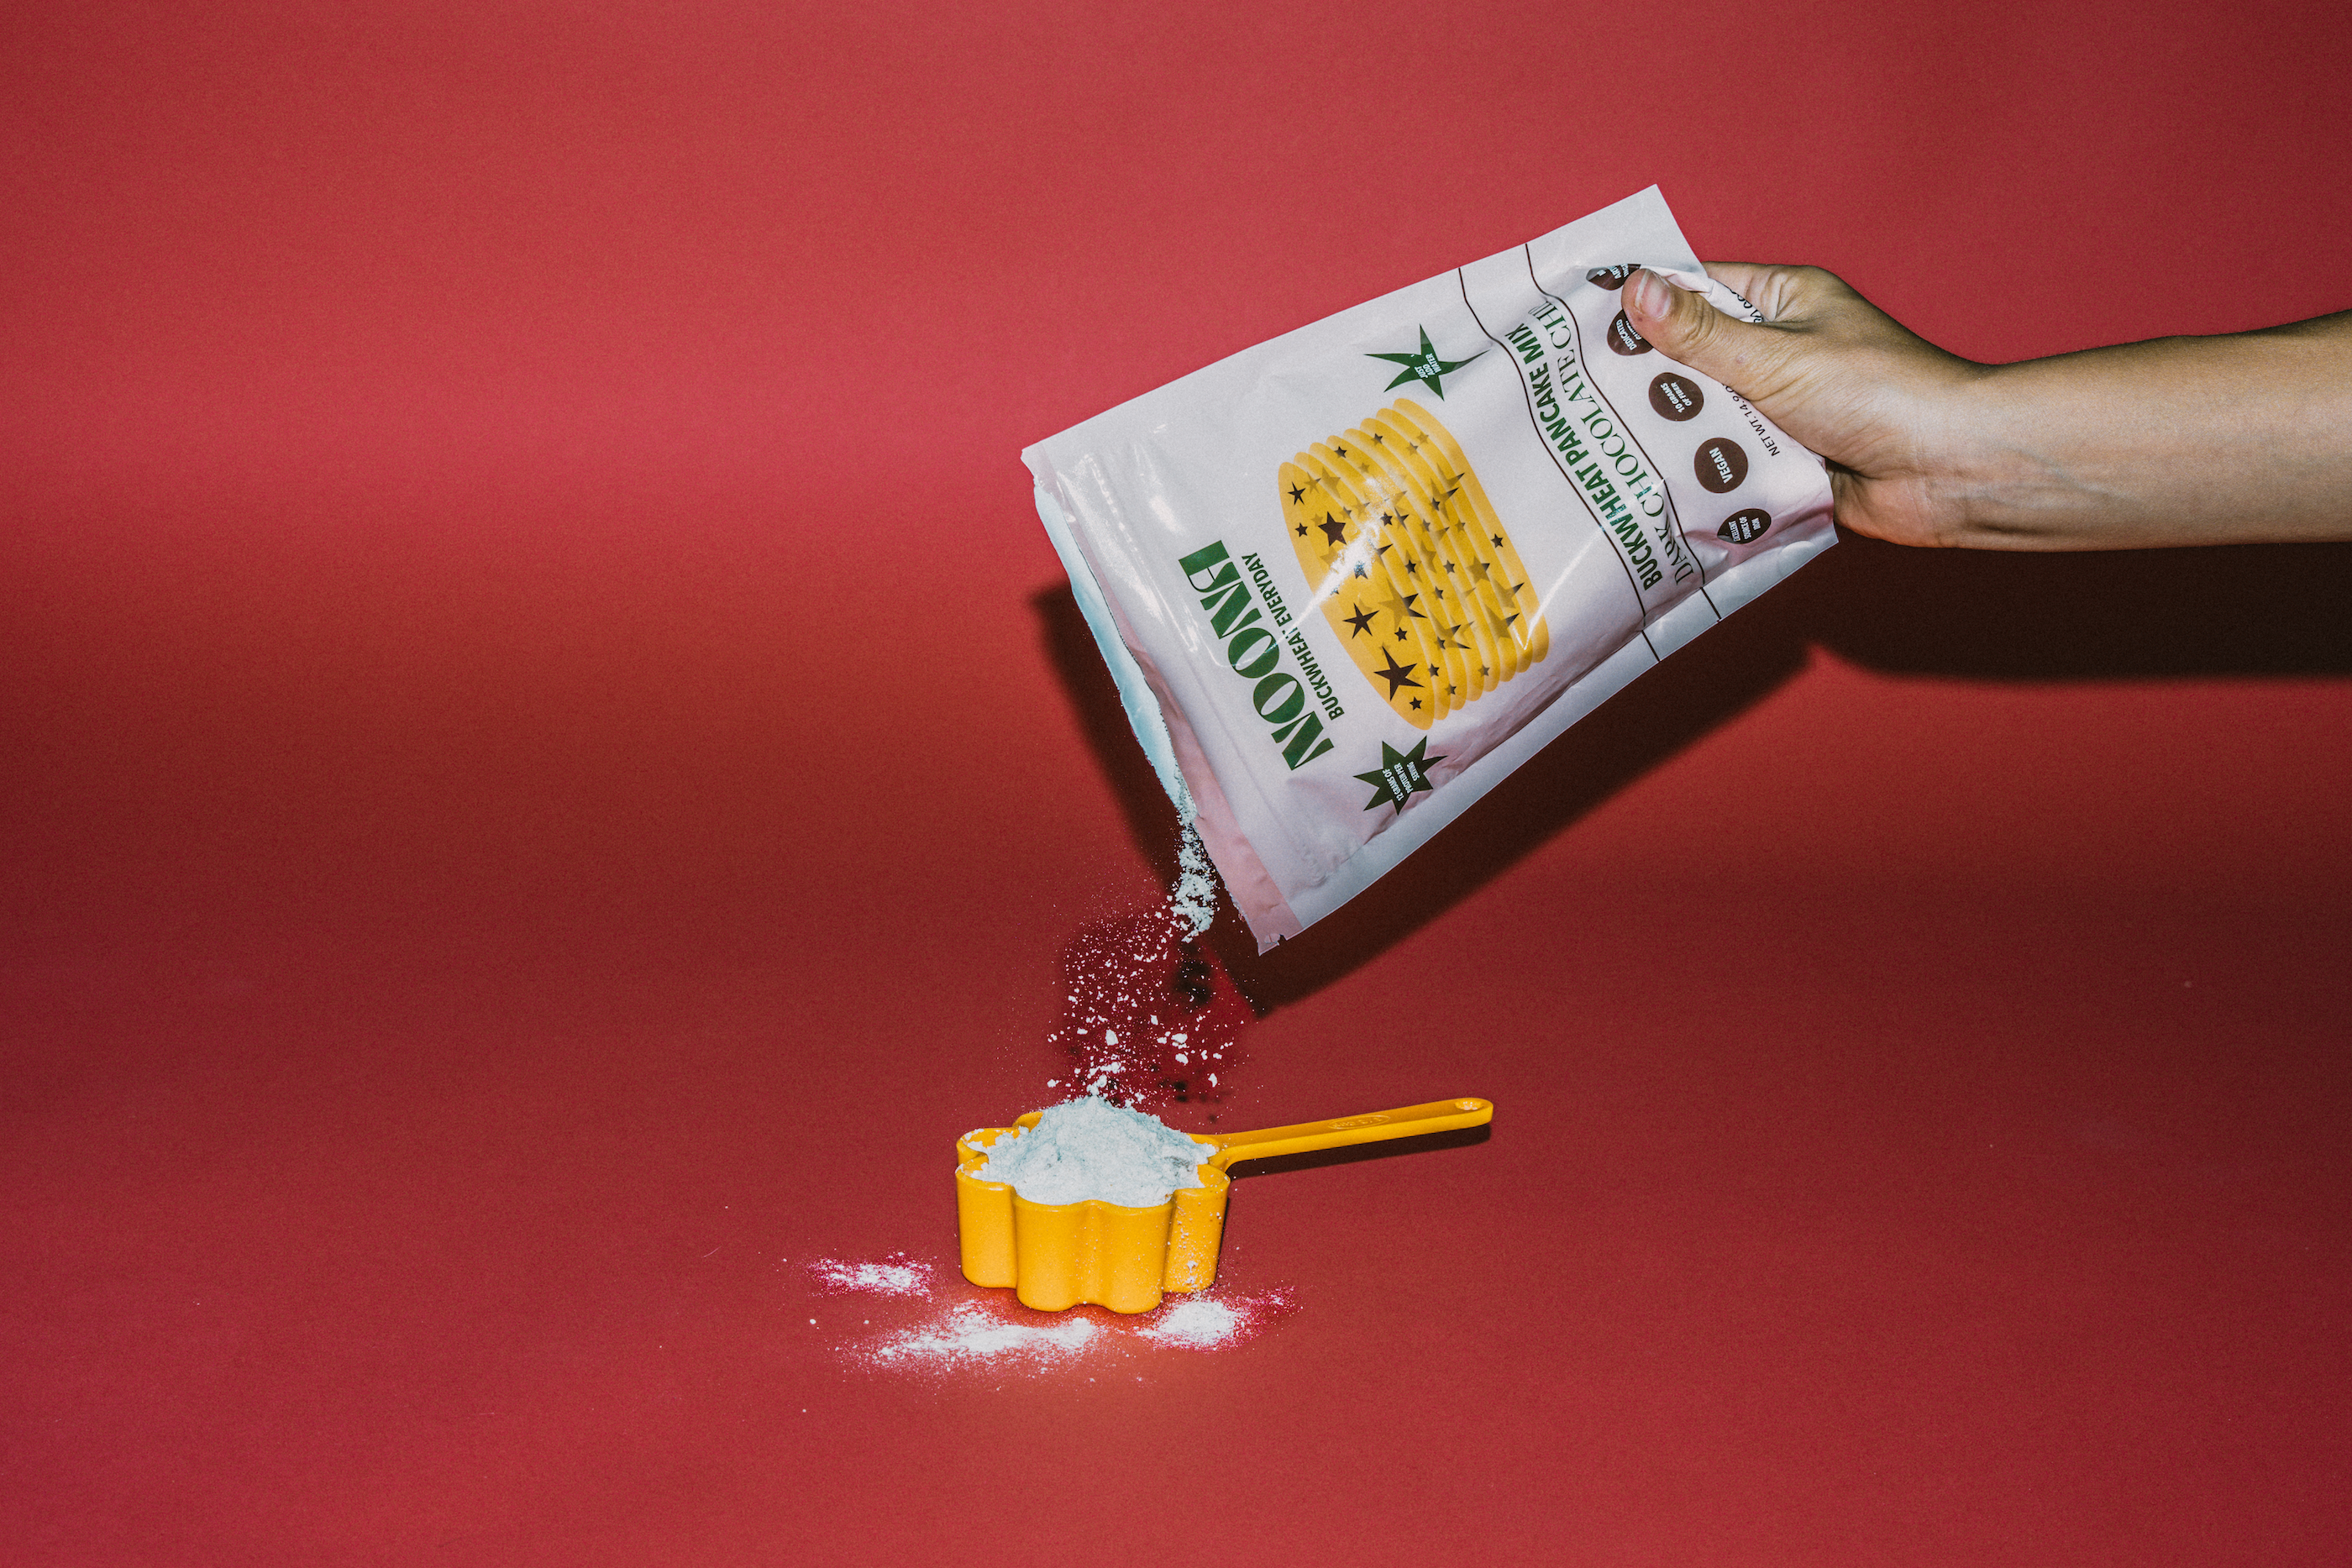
(814, 1255, 1297, 1371)
(976, 1095, 1211, 1207)
(1140, 1298, 1242, 1348)
(1169, 821, 1217, 937)
(869, 1303, 1100, 1366)
(806, 1256, 932, 1297)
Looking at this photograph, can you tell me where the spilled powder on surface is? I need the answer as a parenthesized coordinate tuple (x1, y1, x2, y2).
(818, 1258, 1298, 1372)
(1138, 1285, 1297, 1352)
(806, 1255, 933, 1298)
(1139, 1298, 1243, 1348)
(975, 1096, 1210, 1208)
(866, 1303, 1102, 1367)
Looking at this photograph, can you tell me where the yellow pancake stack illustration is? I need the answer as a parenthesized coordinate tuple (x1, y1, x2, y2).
(1278, 397, 1548, 730)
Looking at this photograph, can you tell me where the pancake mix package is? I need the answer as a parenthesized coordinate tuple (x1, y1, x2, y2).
(1026, 187, 1835, 950)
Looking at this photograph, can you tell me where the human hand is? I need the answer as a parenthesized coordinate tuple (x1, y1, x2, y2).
(1624, 265, 1989, 548)
(1624, 264, 2352, 551)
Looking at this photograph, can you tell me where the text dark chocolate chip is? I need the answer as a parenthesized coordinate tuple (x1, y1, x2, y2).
(1647, 371, 1704, 422)
(1716, 508, 1772, 545)
(1693, 436, 1748, 493)
(1586, 264, 1635, 291)
(1606, 311, 1652, 356)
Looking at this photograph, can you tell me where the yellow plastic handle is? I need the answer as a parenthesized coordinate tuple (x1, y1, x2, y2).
(1205, 1097, 1493, 1170)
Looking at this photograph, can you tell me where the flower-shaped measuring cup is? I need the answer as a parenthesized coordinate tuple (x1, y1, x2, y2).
(954, 1096, 1494, 1314)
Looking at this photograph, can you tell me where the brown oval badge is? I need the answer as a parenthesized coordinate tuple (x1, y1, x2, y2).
(1694, 437, 1747, 493)
(1648, 371, 1704, 422)
(1586, 264, 1635, 291)
(1716, 508, 1772, 544)
(1606, 311, 1652, 356)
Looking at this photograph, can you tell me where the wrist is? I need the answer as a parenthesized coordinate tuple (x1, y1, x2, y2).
(1923, 360, 2083, 548)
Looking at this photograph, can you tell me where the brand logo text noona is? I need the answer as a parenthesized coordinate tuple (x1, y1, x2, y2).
(1179, 540, 1338, 770)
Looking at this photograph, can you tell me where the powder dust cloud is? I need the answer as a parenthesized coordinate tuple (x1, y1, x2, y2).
(1048, 829, 1257, 1114)
(791, 837, 1292, 1376)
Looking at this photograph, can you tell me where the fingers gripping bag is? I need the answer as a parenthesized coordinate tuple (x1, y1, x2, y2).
(1024, 186, 1834, 951)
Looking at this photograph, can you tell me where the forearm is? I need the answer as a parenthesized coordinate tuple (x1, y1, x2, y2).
(1946, 313, 2352, 549)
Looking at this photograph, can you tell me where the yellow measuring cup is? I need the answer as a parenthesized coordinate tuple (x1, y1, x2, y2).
(954, 1096, 1494, 1314)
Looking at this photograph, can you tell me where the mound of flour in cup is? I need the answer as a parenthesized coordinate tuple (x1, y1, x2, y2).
(978, 1096, 1211, 1207)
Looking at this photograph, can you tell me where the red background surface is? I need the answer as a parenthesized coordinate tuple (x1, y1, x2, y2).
(5, 3, 2349, 1562)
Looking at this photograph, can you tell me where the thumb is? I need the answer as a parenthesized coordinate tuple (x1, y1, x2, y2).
(1622, 267, 1789, 396)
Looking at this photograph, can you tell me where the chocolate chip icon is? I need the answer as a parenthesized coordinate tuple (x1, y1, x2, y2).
(1694, 436, 1748, 493)
(1586, 264, 1635, 291)
(1606, 311, 1652, 356)
(1647, 371, 1704, 422)
(1717, 508, 1772, 545)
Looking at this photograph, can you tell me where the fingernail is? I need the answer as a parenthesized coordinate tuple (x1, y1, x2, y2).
(1626, 269, 1671, 321)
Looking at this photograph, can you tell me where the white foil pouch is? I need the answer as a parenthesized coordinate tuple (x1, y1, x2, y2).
(1026, 187, 1835, 951)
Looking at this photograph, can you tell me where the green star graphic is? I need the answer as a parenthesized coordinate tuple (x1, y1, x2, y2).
(1356, 737, 1446, 812)
(1368, 327, 1486, 399)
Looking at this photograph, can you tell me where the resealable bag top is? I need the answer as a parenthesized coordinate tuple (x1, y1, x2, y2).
(1025, 186, 1835, 951)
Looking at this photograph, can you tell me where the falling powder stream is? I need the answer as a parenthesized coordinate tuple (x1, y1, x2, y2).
(1169, 822, 1217, 939)
(1049, 825, 1257, 1111)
